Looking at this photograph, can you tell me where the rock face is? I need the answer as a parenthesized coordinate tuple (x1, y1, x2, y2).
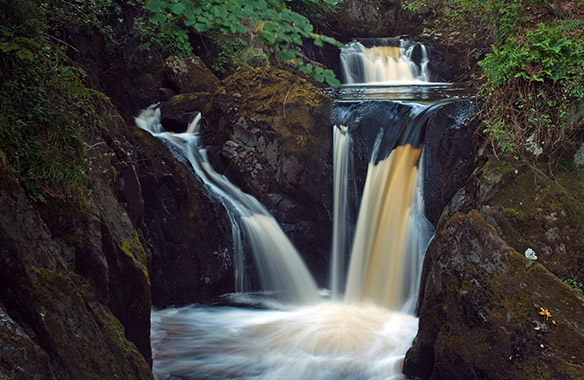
(423, 99, 479, 226)
(404, 210, 584, 380)
(293, 0, 421, 40)
(0, 150, 153, 380)
(0, 91, 237, 379)
(126, 127, 234, 308)
(202, 67, 334, 286)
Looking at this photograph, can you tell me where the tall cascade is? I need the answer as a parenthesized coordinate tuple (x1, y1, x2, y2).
(148, 38, 447, 380)
(332, 102, 436, 312)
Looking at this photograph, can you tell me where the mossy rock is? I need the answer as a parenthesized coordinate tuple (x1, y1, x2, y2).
(482, 160, 584, 288)
(207, 67, 332, 159)
(404, 210, 584, 380)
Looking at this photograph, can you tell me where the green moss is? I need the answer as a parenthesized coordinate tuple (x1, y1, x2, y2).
(94, 304, 142, 360)
(120, 236, 148, 280)
(215, 68, 331, 158)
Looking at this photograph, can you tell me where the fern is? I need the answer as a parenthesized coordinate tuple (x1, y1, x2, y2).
(560, 19, 584, 34)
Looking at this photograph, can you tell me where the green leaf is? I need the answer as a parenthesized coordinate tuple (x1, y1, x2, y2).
(194, 22, 211, 33)
(149, 12, 166, 24)
(325, 75, 341, 87)
(16, 49, 34, 61)
(170, 2, 186, 15)
(145, 0, 165, 13)
(0, 42, 19, 52)
(235, 23, 249, 34)
(260, 30, 277, 44)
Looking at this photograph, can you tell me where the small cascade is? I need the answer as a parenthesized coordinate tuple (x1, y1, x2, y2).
(340, 39, 431, 84)
(136, 106, 319, 304)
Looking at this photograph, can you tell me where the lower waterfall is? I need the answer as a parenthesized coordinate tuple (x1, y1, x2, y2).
(139, 98, 438, 379)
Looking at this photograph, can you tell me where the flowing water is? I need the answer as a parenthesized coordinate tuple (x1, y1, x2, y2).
(340, 40, 430, 84)
(145, 39, 449, 380)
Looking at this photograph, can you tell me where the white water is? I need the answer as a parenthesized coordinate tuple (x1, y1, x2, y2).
(152, 298, 418, 380)
(340, 40, 430, 85)
(145, 40, 439, 380)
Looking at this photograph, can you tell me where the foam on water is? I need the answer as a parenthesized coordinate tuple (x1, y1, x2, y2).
(152, 301, 418, 380)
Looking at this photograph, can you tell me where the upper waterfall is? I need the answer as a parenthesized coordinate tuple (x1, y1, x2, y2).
(340, 39, 430, 84)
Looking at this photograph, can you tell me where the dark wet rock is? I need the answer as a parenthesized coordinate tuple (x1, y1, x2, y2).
(131, 130, 234, 308)
(164, 56, 220, 94)
(160, 92, 211, 132)
(423, 99, 479, 227)
(404, 210, 584, 380)
(203, 67, 333, 286)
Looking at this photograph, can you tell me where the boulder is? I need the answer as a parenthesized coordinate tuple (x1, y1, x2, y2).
(164, 56, 220, 94)
(404, 210, 584, 380)
(203, 67, 334, 286)
(160, 92, 211, 132)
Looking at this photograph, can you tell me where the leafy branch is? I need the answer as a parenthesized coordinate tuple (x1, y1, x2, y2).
(144, 0, 342, 86)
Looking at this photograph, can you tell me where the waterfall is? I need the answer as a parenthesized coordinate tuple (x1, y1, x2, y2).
(344, 144, 422, 309)
(148, 38, 449, 380)
(340, 40, 431, 84)
(332, 102, 436, 312)
(136, 106, 319, 304)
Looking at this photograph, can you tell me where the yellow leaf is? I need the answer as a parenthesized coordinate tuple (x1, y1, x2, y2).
(255, 21, 264, 31)
(539, 307, 552, 321)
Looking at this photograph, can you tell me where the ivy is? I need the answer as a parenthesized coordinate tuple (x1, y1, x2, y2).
(144, 0, 342, 86)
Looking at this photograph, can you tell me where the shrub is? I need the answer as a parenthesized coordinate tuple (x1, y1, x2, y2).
(479, 21, 584, 157)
